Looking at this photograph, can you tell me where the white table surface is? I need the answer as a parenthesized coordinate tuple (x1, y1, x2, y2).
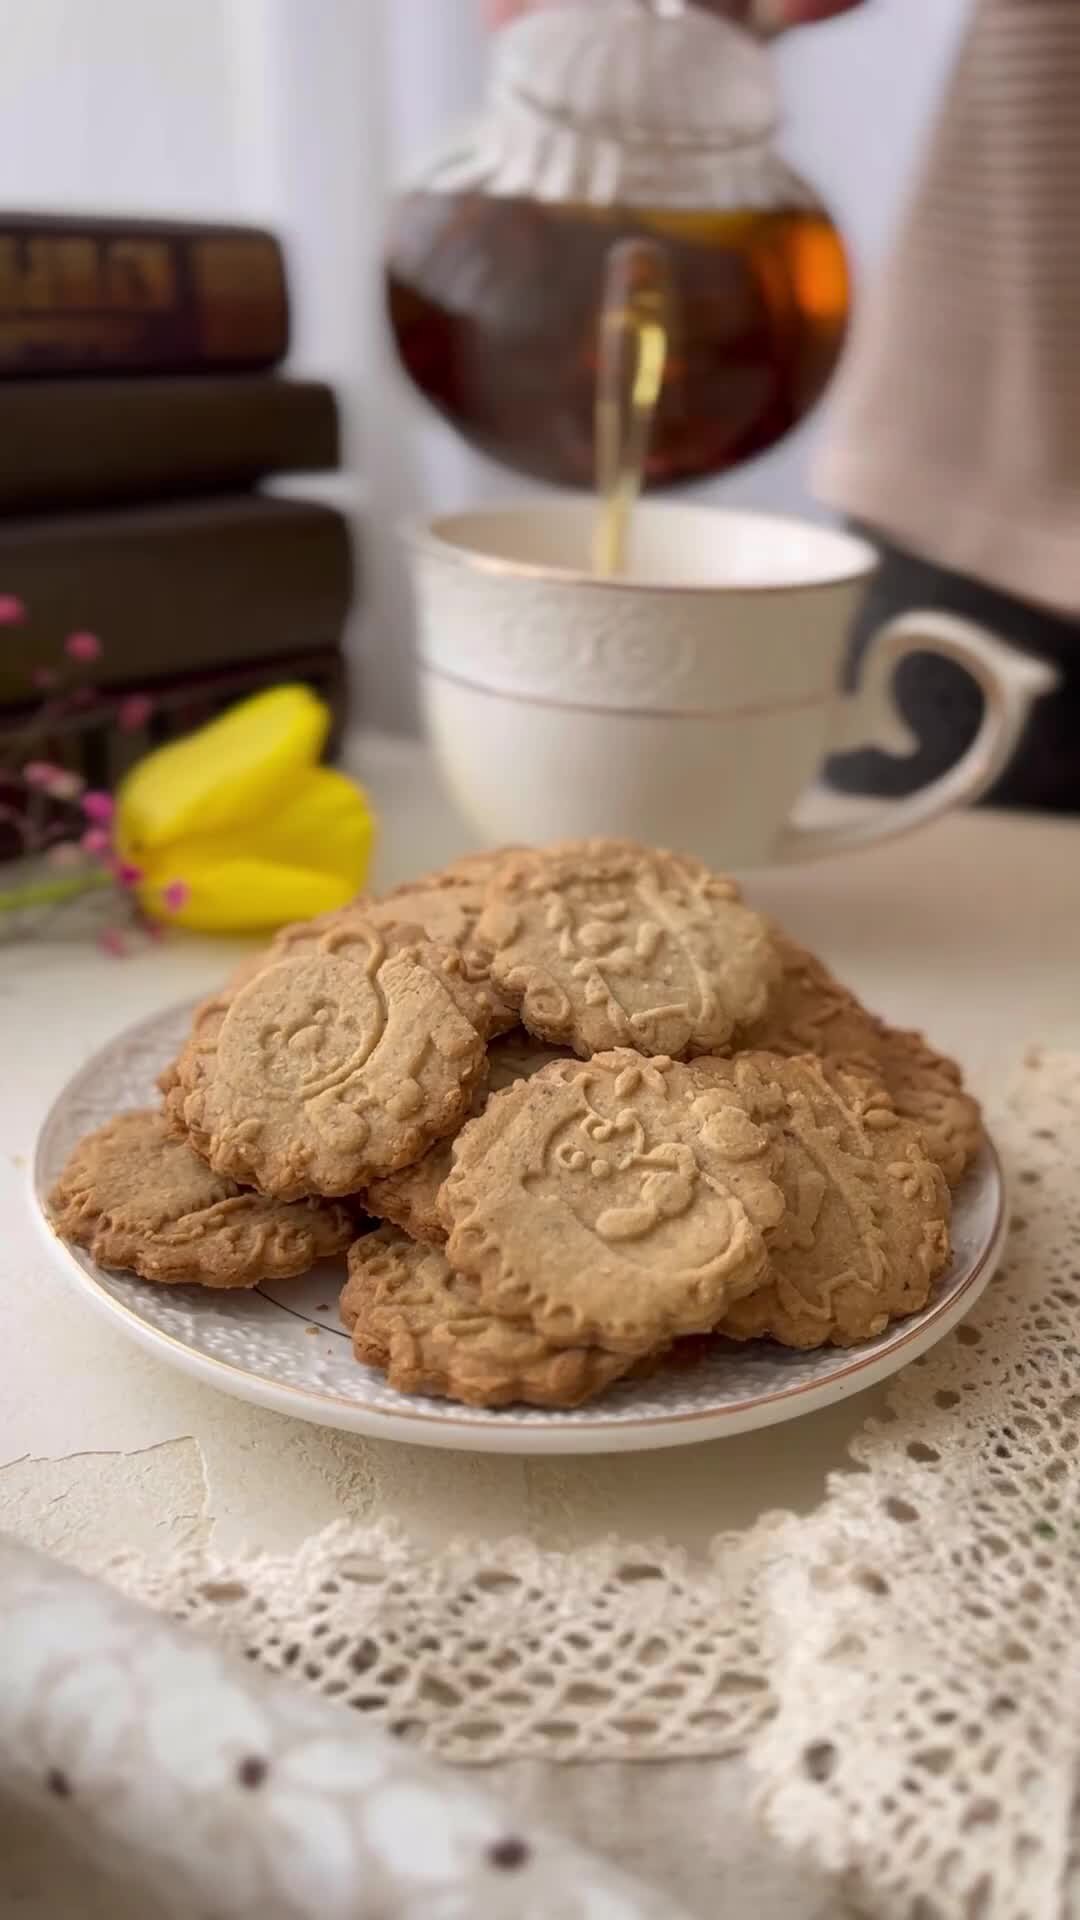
(4, 731, 1080, 1575)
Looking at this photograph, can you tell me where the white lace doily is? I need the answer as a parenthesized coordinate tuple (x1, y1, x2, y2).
(751, 1048, 1080, 1920)
(110, 1051, 1080, 1919)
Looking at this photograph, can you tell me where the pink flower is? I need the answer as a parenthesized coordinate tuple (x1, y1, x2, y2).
(81, 789, 114, 825)
(161, 879, 190, 913)
(0, 595, 26, 626)
(98, 928, 127, 958)
(81, 827, 112, 856)
(117, 693, 153, 732)
(23, 760, 64, 789)
(49, 770, 84, 801)
(23, 760, 83, 800)
(65, 631, 102, 663)
(115, 860, 143, 889)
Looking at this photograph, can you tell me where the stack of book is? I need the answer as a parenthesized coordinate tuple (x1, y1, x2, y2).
(0, 212, 353, 788)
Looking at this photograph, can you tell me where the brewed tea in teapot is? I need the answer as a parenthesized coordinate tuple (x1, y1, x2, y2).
(386, 0, 849, 489)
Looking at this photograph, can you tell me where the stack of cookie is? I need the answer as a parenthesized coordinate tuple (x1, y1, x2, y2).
(50, 840, 983, 1411)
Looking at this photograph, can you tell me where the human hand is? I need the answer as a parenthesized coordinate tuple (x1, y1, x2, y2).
(483, 0, 864, 32)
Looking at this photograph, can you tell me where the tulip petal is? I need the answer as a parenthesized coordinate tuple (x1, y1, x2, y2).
(136, 767, 375, 924)
(198, 766, 376, 880)
(117, 687, 330, 853)
(137, 857, 361, 934)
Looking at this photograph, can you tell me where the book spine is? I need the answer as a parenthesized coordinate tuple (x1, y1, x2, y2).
(0, 221, 289, 377)
(0, 498, 354, 705)
(0, 378, 340, 514)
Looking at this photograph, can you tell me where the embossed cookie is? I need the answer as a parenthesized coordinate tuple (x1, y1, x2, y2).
(365, 1029, 570, 1244)
(364, 873, 517, 1035)
(48, 1109, 353, 1288)
(472, 840, 778, 1058)
(440, 1050, 785, 1354)
(159, 909, 371, 1130)
(342, 1226, 634, 1408)
(410, 847, 527, 885)
(157, 905, 383, 1102)
(692, 1053, 952, 1349)
(166, 916, 489, 1199)
(742, 935, 983, 1184)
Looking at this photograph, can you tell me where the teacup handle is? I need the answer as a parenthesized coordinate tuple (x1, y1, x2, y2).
(774, 609, 1060, 863)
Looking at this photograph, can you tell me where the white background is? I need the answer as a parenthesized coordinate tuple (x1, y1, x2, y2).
(0, 0, 971, 729)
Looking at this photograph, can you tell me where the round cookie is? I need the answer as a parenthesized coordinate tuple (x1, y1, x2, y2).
(857, 1030, 982, 1189)
(342, 1226, 634, 1409)
(692, 1053, 952, 1349)
(742, 936, 983, 1185)
(440, 1050, 785, 1355)
(409, 847, 527, 886)
(472, 839, 778, 1059)
(167, 916, 489, 1199)
(365, 1029, 570, 1245)
(49, 1109, 354, 1288)
(159, 910, 383, 1134)
(364, 873, 517, 1035)
(157, 904, 382, 1102)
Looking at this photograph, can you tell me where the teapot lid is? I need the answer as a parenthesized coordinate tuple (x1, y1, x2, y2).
(417, 0, 796, 210)
(492, 1, 777, 155)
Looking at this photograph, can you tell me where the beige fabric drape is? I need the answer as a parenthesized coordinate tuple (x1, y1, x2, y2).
(818, 0, 1080, 614)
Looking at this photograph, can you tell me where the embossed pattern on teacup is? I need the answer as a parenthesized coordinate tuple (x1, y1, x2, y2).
(416, 561, 707, 709)
(473, 839, 778, 1058)
(48, 1109, 354, 1289)
(440, 1050, 785, 1354)
(168, 918, 489, 1200)
(342, 1226, 634, 1409)
(692, 1054, 952, 1349)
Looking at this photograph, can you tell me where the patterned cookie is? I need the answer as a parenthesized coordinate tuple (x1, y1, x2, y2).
(743, 935, 983, 1184)
(166, 916, 489, 1199)
(364, 873, 517, 1035)
(165, 906, 492, 1090)
(48, 1109, 353, 1288)
(692, 1054, 952, 1349)
(440, 1050, 785, 1354)
(472, 839, 778, 1058)
(410, 847, 527, 885)
(157, 905, 381, 1101)
(342, 1226, 634, 1408)
(365, 1029, 570, 1244)
(159, 913, 341, 1128)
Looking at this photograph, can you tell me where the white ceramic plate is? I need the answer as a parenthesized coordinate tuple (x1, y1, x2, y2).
(33, 1003, 1007, 1456)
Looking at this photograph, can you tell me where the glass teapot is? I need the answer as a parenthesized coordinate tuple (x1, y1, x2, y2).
(385, 0, 850, 490)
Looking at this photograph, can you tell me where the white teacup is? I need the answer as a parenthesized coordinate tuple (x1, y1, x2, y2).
(406, 501, 1057, 867)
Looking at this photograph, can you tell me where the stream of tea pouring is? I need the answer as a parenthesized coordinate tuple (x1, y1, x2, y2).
(591, 237, 673, 578)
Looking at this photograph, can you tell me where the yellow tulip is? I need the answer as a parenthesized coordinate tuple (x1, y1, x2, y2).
(116, 686, 375, 933)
